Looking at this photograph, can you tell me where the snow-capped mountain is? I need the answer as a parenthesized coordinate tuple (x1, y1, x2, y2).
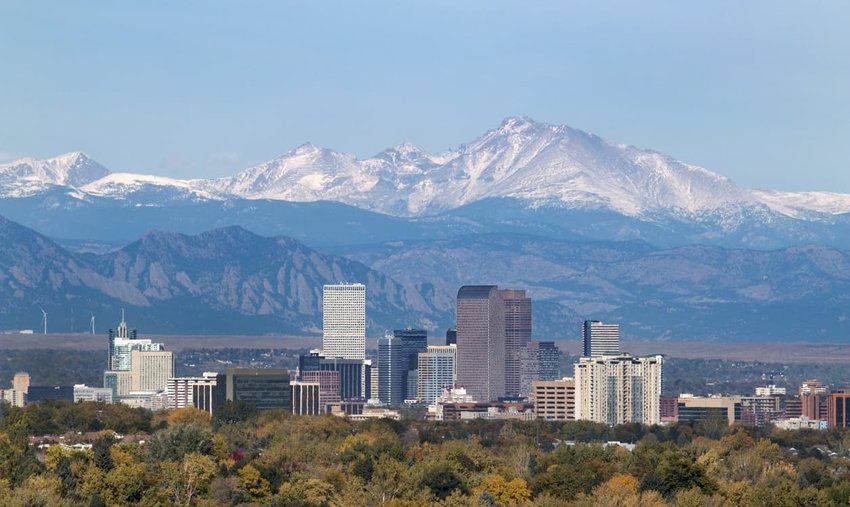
(3, 117, 850, 223)
(205, 116, 762, 217)
(0, 151, 109, 197)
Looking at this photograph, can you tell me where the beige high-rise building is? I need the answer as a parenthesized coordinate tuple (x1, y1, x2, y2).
(533, 378, 575, 421)
(12, 372, 30, 394)
(0, 389, 26, 407)
(574, 354, 663, 426)
(417, 345, 457, 406)
(167, 372, 220, 411)
(131, 350, 174, 392)
(322, 283, 366, 360)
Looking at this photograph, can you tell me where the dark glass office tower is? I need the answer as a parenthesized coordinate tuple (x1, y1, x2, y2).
(378, 328, 427, 406)
(456, 285, 505, 401)
(501, 289, 531, 397)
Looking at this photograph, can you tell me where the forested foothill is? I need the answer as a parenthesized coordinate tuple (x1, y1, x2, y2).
(3, 401, 850, 506)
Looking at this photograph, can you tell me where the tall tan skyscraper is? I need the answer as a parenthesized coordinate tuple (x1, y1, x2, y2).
(501, 289, 531, 397)
(456, 285, 505, 401)
(322, 283, 366, 360)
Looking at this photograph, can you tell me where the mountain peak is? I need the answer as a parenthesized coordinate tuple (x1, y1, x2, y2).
(497, 115, 543, 133)
(0, 151, 110, 195)
(289, 142, 322, 156)
(391, 141, 422, 155)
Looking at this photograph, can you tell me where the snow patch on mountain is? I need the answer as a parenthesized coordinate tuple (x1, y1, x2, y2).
(752, 190, 850, 218)
(81, 173, 220, 201)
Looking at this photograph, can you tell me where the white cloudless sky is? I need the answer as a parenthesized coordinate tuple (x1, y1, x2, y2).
(0, 1, 848, 191)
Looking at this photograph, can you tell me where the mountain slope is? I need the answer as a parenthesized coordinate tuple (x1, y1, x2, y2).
(0, 215, 444, 334)
(339, 234, 850, 341)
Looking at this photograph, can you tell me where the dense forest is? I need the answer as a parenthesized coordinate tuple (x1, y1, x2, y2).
(3, 400, 850, 506)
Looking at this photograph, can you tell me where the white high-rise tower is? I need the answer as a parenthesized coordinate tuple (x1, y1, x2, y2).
(322, 283, 366, 360)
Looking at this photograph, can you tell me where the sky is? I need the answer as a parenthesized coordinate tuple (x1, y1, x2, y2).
(0, 1, 848, 191)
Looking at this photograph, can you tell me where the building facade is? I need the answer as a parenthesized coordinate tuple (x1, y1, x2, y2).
(574, 354, 663, 426)
(225, 368, 291, 412)
(456, 285, 505, 402)
(417, 345, 457, 406)
(677, 395, 741, 425)
(828, 390, 850, 428)
(519, 341, 561, 397)
(300, 352, 370, 401)
(130, 350, 174, 392)
(582, 320, 620, 357)
(322, 283, 366, 360)
(532, 378, 575, 421)
(167, 372, 220, 411)
(378, 328, 428, 406)
(501, 289, 531, 398)
(291, 381, 321, 415)
(301, 369, 341, 413)
(73, 384, 114, 403)
(103, 370, 133, 397)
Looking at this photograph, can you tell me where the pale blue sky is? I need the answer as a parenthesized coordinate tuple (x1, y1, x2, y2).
(1, 1, 848, 191)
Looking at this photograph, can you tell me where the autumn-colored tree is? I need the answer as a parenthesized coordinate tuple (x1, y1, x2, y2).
(277, 476, 336, 507)
(575, 473, 665, 507)
(478, 474, 532, 506)
(0, 474, 74, 507)
(166, 408, 212, 428)
(238, 464, 271, 500)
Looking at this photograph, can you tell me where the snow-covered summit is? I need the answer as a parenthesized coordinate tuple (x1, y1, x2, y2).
(0, 152, 110, 196)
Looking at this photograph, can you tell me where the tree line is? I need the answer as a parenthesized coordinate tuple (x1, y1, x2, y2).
(2, 400, 850, 506)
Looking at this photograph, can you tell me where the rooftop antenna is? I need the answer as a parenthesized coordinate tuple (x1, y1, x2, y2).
(40, 308, 47, 335)
(90, 313, 96, 335)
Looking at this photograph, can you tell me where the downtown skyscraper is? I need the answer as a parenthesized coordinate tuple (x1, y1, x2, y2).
(501, 289, 531, 397)
(378, 328, 427, 406)
(456, 285, 505, 402)
(322, 283, 366, 360)
(582, 320, 620, 357)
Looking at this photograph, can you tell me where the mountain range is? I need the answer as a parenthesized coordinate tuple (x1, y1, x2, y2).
(3, 117, 850, 340)
(2, 214, 850, 340)
(3, 117, 850, 250)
